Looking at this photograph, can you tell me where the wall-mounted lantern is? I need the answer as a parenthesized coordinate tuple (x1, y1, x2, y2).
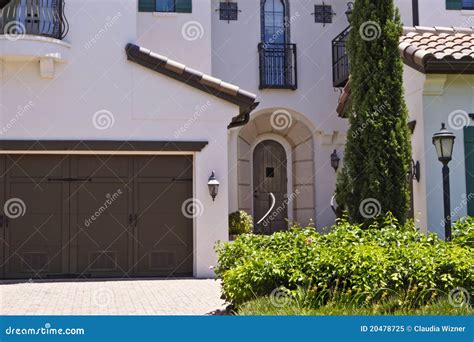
(330, 149, 340, 172)
(345, 2, 354, 22)
(411, 159, 420, 182)
(208, 171, 220, 202)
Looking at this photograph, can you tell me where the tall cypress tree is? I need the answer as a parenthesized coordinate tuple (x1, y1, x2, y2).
(336, 0, 411, 224)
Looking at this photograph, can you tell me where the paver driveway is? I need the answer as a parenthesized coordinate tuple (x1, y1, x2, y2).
(0, 278, 226, 315)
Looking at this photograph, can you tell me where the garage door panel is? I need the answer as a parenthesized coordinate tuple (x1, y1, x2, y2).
(2, 154, 194, 279)
(4, 177, 66, 278)
(135, 156, 193, 178)
(75, 156, 131, 179)
(7, 155, 64, 179)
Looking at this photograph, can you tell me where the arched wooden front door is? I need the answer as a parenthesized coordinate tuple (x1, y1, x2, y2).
(253, 140, 288, 234)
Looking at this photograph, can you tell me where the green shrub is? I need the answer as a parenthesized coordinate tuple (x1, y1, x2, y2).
(453, 217, 474, 248)
(229, 210, 253, 235)
(215, 213, 473, 307)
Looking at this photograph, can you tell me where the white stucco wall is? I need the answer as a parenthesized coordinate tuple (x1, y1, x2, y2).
(0, 0, 239, 278)
(421, 75, 474, 237)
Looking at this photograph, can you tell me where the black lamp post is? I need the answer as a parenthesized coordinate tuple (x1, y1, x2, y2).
(330, 149, 340, 172)
(432, 123, 455, 242)
(345, 2, 354, 22)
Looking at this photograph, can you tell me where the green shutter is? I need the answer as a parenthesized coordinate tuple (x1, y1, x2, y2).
(138, 0, 155, 12)
(446, 0, 462, 9)
(464, 127, 474, 215)
(176, 0, 192, 13)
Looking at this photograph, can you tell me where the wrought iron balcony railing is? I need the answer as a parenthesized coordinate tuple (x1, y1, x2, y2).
(0, 0, 69, 40)
(332, 26, 350, 88)
(258, 43, 297, 90)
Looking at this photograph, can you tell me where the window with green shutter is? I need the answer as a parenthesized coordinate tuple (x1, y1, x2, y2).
(464, 126, 474, 215)
(138, 0, 192, 13)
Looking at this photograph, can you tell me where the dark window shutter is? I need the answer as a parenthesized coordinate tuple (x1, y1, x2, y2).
(176, 0, 192, 13)
(446, 0, 462, 9)
(138, 0, 155, 12)
(464, 126, 474, 215)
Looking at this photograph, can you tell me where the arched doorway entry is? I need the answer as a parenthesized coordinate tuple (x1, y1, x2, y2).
(253, 140, 288, 234)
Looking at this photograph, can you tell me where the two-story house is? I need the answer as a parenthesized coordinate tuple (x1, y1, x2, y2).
(0, 0, 472, 280)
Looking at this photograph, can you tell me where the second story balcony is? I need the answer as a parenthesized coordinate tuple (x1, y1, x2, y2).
(258, 43, 297, 90)
(0, 0, 69, 40)
(332, 26, 350, 88)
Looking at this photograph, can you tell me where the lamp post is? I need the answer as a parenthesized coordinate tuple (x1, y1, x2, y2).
(432, 123, 455, 241)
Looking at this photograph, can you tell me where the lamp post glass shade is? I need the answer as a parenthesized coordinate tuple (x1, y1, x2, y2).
(208, 170, 220, 201)
(330, 149, 340, 171)
(432, 123, 455, 163)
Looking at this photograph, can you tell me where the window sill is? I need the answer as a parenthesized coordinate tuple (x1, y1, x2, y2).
(152, 12, 178, 17)
(460, 9, 474, 15)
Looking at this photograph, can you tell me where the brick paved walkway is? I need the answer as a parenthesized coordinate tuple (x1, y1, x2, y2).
(0, 278, 226, 315)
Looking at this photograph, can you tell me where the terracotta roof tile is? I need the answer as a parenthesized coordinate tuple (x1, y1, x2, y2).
(400, 26, 474, 73)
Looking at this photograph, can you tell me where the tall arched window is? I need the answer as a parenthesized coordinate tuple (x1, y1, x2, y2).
(262, 0, 286, 45)
(259, 0, 296, 89)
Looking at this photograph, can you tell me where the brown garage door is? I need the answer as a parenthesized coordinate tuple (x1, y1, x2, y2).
(0, 155, 193, 279)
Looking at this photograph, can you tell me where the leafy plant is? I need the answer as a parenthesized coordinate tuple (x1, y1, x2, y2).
(215, 214, 473, 307)
(229, 210, 253, 235)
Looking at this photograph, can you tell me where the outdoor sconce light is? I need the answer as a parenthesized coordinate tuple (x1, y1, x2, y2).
(432, 123, 455, 242)
(208, 171, 220, 202)
(330, 149, 340, 172)
(411, 159, 420, 182)
(345, 2, 354, 22)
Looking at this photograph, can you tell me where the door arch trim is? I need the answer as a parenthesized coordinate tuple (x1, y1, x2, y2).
(250, 133, 293, 222)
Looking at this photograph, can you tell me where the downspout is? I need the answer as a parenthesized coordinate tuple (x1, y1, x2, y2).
(412, 0, 419, 26)
(228, 102, 259, 129)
